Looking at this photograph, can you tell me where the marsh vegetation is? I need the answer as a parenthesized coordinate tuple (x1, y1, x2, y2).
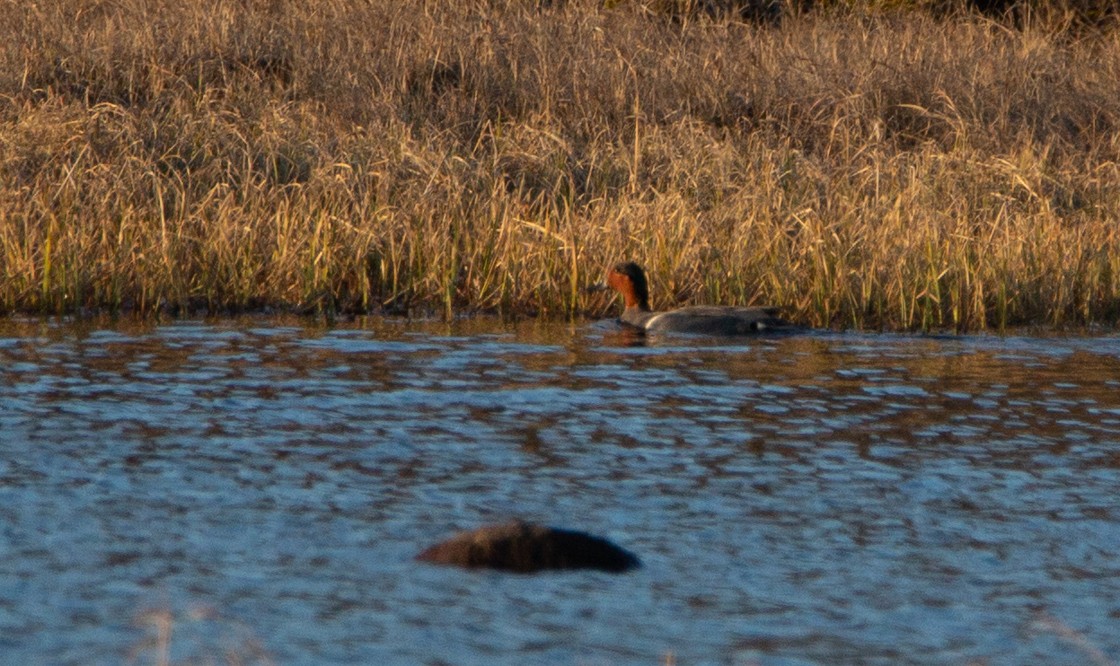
(3, 0, 1119, 330)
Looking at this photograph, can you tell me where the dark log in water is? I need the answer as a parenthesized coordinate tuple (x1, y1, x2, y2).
(417, 522, 641, 573)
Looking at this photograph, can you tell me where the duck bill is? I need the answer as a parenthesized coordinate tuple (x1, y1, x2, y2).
(585, 281, 609, 294)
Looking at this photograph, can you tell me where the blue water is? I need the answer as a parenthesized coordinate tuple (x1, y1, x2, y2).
(1, 317, 1118, 664)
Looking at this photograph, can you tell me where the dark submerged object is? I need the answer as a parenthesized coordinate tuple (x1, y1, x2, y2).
(416, 522, 641, 573)
(589, 261, 793, 335)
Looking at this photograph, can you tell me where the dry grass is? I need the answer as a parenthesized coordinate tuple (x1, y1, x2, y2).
(130, 604, 272, 665)
(2, 0, 1119, 330)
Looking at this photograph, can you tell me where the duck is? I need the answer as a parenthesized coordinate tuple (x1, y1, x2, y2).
(416, 521, 640, 573)
(590, 261, 791, 335)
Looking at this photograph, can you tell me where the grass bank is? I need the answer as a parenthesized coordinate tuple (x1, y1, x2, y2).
(2, 0, 1119, 330)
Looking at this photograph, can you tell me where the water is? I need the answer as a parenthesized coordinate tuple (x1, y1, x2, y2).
(1, 317, 1118, 665)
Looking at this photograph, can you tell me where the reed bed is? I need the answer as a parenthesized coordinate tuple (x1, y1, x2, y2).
(2, 0, 1119, 330)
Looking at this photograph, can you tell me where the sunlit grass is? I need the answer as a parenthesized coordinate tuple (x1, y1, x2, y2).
(2, 0, 1119, 330)
(130, 604, 272, 665)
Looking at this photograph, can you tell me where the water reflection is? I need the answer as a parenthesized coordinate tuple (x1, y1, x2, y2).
(0, 317, 1118, 664)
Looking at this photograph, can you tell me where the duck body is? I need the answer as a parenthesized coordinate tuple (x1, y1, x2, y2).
(621, 304, 787, 334)
(594, 261, 792, 335)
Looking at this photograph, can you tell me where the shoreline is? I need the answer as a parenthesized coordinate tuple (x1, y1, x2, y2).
(3, 309, 1117, 340)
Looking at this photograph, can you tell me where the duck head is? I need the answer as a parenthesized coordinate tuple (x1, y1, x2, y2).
(588, 261, 651, 311)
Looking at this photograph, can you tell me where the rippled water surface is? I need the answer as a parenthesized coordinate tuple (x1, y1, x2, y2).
(2, 317, 1119, 665)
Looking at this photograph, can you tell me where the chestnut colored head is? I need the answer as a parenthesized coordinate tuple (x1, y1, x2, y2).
(606, 262, 651, 311)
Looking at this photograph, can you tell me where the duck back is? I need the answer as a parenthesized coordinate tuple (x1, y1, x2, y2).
(629, 305, 790, 335)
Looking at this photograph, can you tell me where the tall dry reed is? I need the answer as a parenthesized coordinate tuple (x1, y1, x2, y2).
(2, 0, 1119, 330)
